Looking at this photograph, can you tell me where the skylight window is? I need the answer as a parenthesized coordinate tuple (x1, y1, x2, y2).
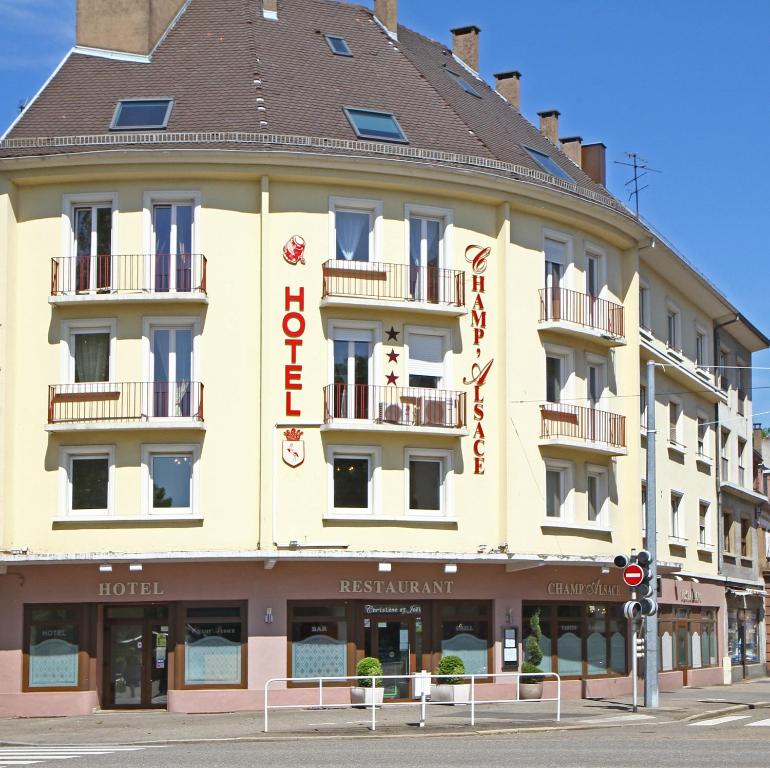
(523, 146, 574, 182)
(111, 99, 174, 130)
(343, 107, 408, 143)
(325, 35, 352, 56)
(451, 73, 481, 98)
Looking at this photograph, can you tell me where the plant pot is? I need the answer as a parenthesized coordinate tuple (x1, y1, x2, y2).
(519, 681, 544, 700)
(430, 683, 471, 705)
(350, 686, 385, 706)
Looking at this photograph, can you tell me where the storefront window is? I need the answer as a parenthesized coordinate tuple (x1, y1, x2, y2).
(440, 603, 489, 674)
(26, 606, 82, 689)
(290, 605, 348, 679)
(523, 603, 626, 678)
(183, 605, 244, 686)
(658, 607, 718, 670)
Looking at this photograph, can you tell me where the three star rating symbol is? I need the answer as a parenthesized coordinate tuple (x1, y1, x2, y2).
(386, 327, 400, 384)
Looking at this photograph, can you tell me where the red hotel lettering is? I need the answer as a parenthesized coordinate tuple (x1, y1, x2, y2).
(463, 245, 494, 475)
(284, 287, 305, 416)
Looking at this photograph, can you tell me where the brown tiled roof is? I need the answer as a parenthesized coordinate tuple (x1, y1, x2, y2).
(0, 0, 611, 201)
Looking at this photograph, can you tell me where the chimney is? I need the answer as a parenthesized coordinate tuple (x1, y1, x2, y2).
(537, 110, 560, 145)
(451, 26, 481, 71)
(263, 0, 278, 19)
(374, 0, 397, 37)
(494, 71, 521, 110)
(581, 142, 607, 186)
(560, 136, 583, 168)
(76, 0, 187, 56)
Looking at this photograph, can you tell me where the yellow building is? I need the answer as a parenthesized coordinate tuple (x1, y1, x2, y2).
(0, 0, 766, 716)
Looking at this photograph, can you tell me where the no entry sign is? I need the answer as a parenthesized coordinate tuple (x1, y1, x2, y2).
(623, 563, 644, 587)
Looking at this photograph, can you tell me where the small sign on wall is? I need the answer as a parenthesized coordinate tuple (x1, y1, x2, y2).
(502, 627, 518, 664)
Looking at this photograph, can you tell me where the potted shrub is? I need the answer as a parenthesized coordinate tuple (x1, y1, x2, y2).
(520, 610, 545, 700)
(350, 657, 385, 706)
(430, 655, 470, 705)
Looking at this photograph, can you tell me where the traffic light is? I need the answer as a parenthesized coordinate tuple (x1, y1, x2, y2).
(635, 634, 645, 658)
(615, 550, 657, 616)
(634, 550, 657, 615)
(613, 553, 630, 569)
(623, 600, 642, 620)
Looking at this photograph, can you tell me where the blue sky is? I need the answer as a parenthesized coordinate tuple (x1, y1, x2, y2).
(2, 0, 769, 420)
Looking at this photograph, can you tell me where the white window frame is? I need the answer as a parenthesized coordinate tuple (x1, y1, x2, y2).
(404, 447, 453, 518)
(719, 347, 730, 391)
(61, 192, 119, 257)
(698, 500, 712, 548)
(543, 228, 574, 290)
(665, 300, 681, 352)
(667, 395, 683, 450)
(694, 324, 709, 369)
(696, 410, 711, 462)
(326, 444, 381, 517)
(405, 203, 453, 266)
(586, 353, 609, 408)
(143, 190, 201, 293)
(327, 318, 382, 386)
(638, 278, 651, 333)
(141, 443, 201, 518)
(58, 444, 115, 518)
(670, 490, 684, 541)
(641, 480, 647, 536)
(544, 459, 574, 522)
(404, 325, 451, 389)
(640, 383, 648, 433)
(60, 318, 117, 386)
(584, 242, 607, 299)
(586, 464, 609, 528)
(544, 343, 575, 403)
(721, 428, 731, 482)
(329, 196, 383, 264)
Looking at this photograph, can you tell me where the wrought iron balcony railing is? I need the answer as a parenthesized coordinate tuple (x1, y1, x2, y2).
(51, 253, 207, 297)
(540, 402, 626, 450)
(323, 383, 466, 430)
(48, 381, 204, 425)
(322, 260, 465, 308)
(539, 287, 624, 339)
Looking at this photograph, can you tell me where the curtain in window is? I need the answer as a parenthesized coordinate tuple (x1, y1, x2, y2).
(335, 210, 369, 261)
(74, 333, 109, 383)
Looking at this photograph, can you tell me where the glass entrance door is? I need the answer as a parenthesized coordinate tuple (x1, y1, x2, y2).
(364, 612, 420, 700)
(105, 606, 169, 709)
(152, 326, 193, 418)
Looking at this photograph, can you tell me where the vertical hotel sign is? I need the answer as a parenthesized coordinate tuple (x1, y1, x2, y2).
(463, 245, 493, 475)
(282, 236, 307, 417)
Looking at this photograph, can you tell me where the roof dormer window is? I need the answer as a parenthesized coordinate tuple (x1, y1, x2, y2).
(110, 99, 174, 130)
(343, 107, 408, 143)
(325, 35, 352, 56)
(523, 145, 574, 182)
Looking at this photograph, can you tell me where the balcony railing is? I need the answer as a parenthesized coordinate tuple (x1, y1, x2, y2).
(539, 288, 625, 339)
(48, 381, 204, 425)
(322, 260, 465, 308)
(51, 254, 207, 297)
(323, 383, 466, 430)
(540, 403, 626, 450)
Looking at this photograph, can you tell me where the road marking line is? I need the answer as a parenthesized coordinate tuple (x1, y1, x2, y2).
(582, 714, 655, 724)
(747, 718, 770, 727)
(690, 715, 751, 726)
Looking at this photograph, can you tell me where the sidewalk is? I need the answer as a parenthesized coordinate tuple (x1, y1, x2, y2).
(1, 679, 769, 744)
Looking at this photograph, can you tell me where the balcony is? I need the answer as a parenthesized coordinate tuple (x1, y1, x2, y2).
(321, 260, 466, 315)
(322, 383, 467, 435)
(538, 288, 625, 345)
(50, 254, 207, 305)
(539, 403, 627, 455)
(47, 381, 204, 431)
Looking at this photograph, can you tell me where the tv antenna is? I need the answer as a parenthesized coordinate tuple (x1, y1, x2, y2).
(614, 152, 661, 218)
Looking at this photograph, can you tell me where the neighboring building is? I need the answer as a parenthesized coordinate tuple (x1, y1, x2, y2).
(0, 0, 766, 716)
(752, 427, 770, 676)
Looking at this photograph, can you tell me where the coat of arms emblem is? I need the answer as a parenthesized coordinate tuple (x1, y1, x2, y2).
(282, 427, 305, 467)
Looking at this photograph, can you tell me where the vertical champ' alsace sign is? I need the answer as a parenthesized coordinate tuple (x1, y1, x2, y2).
(463, 245, 494, 475)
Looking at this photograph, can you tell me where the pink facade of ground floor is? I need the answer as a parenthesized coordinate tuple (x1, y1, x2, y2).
(0, 560, 729, 717)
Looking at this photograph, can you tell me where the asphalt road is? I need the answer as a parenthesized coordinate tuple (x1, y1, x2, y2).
(4, 714, 770, 768)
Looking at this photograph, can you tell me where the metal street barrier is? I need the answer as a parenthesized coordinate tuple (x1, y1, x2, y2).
(263, 671, 561, 733)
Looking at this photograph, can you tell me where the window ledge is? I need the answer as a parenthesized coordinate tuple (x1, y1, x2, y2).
(53, 515, 203, 524)
(640, 326, 653, 340)
(696, 454, 713, 467)
(323, 514, 458, 525)
(666, 347, 684, 362)
(541, 520, 613, 534)
(668, 536, 688, 547)
(697, 543, 715, 553)
(667, 441, 686, 457)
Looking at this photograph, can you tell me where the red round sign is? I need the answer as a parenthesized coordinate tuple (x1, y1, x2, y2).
(623, 563, 644, 587)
